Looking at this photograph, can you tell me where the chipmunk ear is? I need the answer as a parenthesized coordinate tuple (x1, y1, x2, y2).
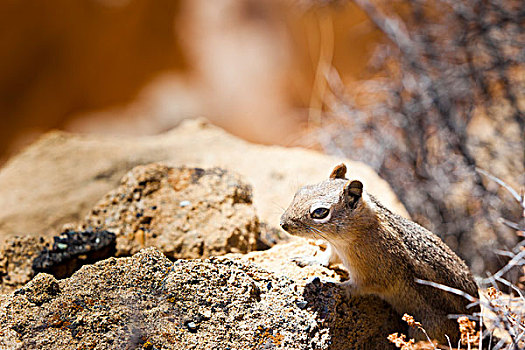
(329, 163, 347, 179)
(344, 180, 363, 208)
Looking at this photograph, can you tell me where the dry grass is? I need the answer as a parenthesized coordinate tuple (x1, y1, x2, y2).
(388, 314, 478, 350)
(389, 170, 524, 350)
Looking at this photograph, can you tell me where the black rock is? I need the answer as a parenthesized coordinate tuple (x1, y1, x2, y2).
(33, 230, 116, 279)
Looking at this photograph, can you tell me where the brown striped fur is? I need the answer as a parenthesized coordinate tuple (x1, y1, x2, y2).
(280, 164, 479, 344)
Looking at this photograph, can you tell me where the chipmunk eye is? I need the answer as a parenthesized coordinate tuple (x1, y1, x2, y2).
(310, 207, 329, 219)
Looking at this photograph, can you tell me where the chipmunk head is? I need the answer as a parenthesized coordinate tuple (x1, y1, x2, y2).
(280, 163, 367, 240)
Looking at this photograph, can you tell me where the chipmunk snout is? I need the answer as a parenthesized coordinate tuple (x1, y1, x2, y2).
(280, 211, 303, 233)
(279, 213, 293, 232)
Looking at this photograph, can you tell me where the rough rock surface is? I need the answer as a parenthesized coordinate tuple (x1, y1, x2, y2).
(80, 163, 260, 258)
(0, 247, 404, 350)
(235, 239, 409, 350)
(0, 237, 48, 294)
(0, 119, 408, 243)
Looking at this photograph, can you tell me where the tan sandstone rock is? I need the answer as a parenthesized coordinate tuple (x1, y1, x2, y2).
(0, 163, 268, 293)
(81, 164, 260, 258)
(0, 118, 408, 243)
(0, 236, 48, 294)
(0, 247, 404, 350)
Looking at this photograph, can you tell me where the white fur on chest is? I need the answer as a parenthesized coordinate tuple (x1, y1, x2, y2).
(329, 242, 359, 289)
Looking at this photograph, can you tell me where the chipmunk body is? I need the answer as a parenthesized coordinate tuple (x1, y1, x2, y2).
(280, 164, 479, 344)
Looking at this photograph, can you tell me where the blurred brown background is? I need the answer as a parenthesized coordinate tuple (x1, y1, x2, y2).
(0, 0, 383, 164)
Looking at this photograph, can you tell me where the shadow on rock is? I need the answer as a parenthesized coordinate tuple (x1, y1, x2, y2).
(302, 277, 406, 350)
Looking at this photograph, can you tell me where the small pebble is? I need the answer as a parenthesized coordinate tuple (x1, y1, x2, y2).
(186, 321, 198, 332)
(179, 200, 191, 207)
(295, 300, 308, 309)
(266, 281, 272, 291)
(56, 243, 68, 250)
(199, 308, 212, 320)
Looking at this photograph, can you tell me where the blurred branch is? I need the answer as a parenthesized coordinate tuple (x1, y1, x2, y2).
(477, 167, 523, 204)
(308, 8, 334, 128)
(482, 250, 525, 285)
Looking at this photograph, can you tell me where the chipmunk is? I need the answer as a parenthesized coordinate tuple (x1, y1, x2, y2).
(280, 164, 479, 344)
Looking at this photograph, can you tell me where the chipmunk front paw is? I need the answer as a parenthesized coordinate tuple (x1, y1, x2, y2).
(339, 279, 360, 298)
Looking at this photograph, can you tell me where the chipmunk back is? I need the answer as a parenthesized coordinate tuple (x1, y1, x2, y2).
(280, 163, 479, 344)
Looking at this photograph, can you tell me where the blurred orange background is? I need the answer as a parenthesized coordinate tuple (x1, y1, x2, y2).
(0, 0, 384, 164)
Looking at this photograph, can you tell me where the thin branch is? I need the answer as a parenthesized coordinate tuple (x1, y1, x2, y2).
(415, 279, 477, 302)
(481, 250, 525, 285)
(476, 167, 523, 204)
(498, 218, 525, 232)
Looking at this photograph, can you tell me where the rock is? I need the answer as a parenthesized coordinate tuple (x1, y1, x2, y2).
(235, 240, 408, 349)
(0, 119, 408, 243)
(33, 230, 116, 279)
(0, 230, 116, 294)
(0, 247, 404, 349)
(0, 236, 47, 294)
(0, 164, 262, 292)
(14, 273, 60, 306)
(79, 164, 259, 258)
